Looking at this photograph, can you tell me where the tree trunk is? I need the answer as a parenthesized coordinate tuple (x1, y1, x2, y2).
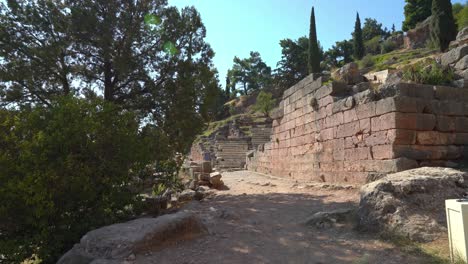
(104, 60, 113, 101)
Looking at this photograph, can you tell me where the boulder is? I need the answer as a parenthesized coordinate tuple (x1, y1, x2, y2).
(57, 211, 207, 263)
(440, 44, 468, 66)
(331, 62, 363, 85)
(450, 26, 468, 48)
(455, 55, 468, 71)
(178, 189, 197, 202)
(357, 167, 468, 242)
(404, 16, 431, 49)
(209, 172, 224, 189)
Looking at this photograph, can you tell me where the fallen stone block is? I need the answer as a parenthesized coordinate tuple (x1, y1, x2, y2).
(58, 211, 207, 263)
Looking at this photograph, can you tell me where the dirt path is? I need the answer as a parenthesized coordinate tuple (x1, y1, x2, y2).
(136, 171, 443, 264)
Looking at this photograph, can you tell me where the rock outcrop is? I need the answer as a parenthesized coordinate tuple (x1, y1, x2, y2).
(58, 211, 207, 263)
(404, 16, 431, 49)
(450, 26, 468, 49)
(331, 62, 364, 85)
(357, 167, 468, 242)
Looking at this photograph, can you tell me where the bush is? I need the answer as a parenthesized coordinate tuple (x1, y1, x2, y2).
(364, 35, 382, 55)
(0, 97, 158, 263)
(359, 54, 375, 68)
(380, 39, 397, 53)
(402, 60, 455, 85)
(253, 91, 276, 117)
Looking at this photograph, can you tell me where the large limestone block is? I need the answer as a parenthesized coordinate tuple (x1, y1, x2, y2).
(331, 62, 364, 85)
(357, 167, 468, 242)
(441, 44, 468, 66)
(58, 211, 207, 263)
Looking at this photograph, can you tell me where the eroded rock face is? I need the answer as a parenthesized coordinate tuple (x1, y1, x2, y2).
(58, 211, 207, 264)
(357, 167, 468, 242)
(331, 62, 364, 85)
(440, 44, 468, 66)
(404, 16, 431, 49)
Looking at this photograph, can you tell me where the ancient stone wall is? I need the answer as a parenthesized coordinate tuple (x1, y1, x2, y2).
(247, 74, 468, 184)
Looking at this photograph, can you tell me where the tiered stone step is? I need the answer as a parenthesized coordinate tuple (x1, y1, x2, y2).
(215, 139, 250, 170)
(251, 126, 272, 149)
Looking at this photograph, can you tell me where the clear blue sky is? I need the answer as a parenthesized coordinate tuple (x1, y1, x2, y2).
(169, 0, 464, 87)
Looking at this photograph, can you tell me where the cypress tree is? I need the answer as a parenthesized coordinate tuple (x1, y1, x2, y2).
(353, 13, 365, 60)
(308, 7, 321, 74)
(430, 0, 457, 51)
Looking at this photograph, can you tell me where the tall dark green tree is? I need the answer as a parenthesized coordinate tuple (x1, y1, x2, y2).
(353, 13, 365, 60)
(308, 7, 321, 74)
(430, 0, 457, 51)
(402, 0, 432, 31)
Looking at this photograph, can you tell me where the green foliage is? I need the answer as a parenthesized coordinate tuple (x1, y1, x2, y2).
(359, 54, 376, 68)
(0, 97, 163, 263)
(308, 7, 321, 74)
(228, 52, 272, 95)
(275, 37, 324, 88)
(403, 60, 455, 85)
(381, 39, 398, 54)
(362, 18, 388, 41)
(0, 1, 217, 109)
(365, 36, 382, 55)
(253, 91, 276, 117)
(326, 40, 354, 68)
(453, 2, 468, 30)
(353, 13, 365, 60)
(431, 0, 458, 51)
(402, 0, 433, 31)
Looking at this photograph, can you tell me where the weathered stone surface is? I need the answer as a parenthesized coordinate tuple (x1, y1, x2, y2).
(450, 27, 468, 48)
(178, 189, 197, 202)
(270, 107, 284, 120)
(332, 96, 355, 114)
(57, 212, 207, 263)
(352, 82, 372, 93)
(455, 55, 468, 70)
(331, 62, 363, 85)
(358, 167, 468, 242)
(303, 208, 355, 228)
(404, 16, 431, 49)
(441, 44, 468, 66)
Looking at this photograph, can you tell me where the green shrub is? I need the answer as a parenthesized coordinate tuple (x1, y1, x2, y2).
(364, 35, 382, 55)
(0, 97, 159, 263)
(253, 91, 276, 117)
(380, 39, 397, 54)
(402, 60, 455, 85)
(359, 54, 375, 68)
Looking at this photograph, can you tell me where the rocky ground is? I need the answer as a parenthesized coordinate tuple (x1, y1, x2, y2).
(132, 171, 450, 264)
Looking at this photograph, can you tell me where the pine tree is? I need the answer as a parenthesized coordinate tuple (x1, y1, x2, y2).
(402, 0, 432, 31)
(392, 24, 396, 33)
(430, 0, 457, 51)
(308, 7, 321, 74)
(353, 13, 365, 60)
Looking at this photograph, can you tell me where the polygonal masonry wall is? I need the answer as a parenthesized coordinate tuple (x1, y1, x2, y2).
(246, 74, 468, 184)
